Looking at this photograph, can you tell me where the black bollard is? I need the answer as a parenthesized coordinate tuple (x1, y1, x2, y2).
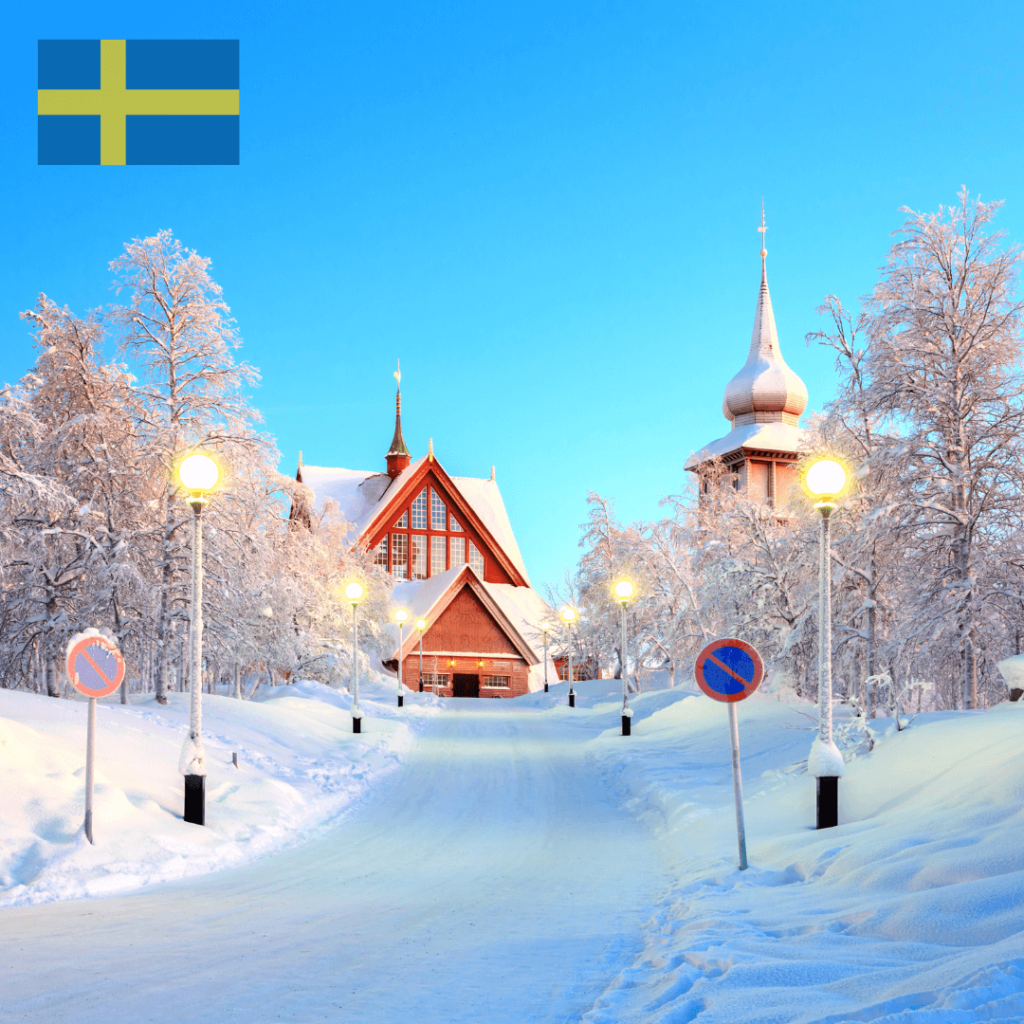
(184, 774, 205, 826)
(622, 715, 631, 736)
(398, 693, 404, 707)
(816, 776, 838, 829)
(353, 717, 361, 734)
(569, 691, 575, 708)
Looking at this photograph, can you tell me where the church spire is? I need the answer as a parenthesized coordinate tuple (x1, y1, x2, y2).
(721, 209, 808, 427)
(386, 359, 412, 479)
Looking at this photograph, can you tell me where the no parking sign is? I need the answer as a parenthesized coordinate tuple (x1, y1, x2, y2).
(64, 629, 126, 844)
(694, 637, 765, 871)
(695, 638, 764, 703)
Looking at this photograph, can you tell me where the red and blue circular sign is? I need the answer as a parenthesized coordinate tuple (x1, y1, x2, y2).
(694, 638, 764, 703)
(65, 634, 125, 698)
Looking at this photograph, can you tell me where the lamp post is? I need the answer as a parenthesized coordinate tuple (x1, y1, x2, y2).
(395, 608, 408, 707)
(346, 581, 365, 733)
(561, 606, 577, 707)
(416, 618, 426, 693)
(804, 457, 848, 829)
(541, 621, 551, 692)
(177, 451, 220, 827)
(614, 580, 634, 736)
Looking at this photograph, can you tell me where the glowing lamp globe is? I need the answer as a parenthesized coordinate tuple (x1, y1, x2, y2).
(416, 618, 427, 631)
(561, 606, 577, 624)
(614, 580, 634, 601)
(806, 459, 847, 499)
(344, 582, 364, 603)
(179, 453, 219, 493)
(395, 608, 409, 624)
(540, 621, 551, 634)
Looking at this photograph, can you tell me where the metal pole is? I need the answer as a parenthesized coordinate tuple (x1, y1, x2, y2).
(543, 630, 549, 692)
(352, 601, 361, 733)
(84, 696, 96, 843)
(621, 602, 631, 736)
(727, 701, 748, 870)
(419, 633, 424, 694)
(816, 507, 839, 828)
(568, 622, 575, 708)
(184, 500, 206, 826)
(397, 622, 404, 707)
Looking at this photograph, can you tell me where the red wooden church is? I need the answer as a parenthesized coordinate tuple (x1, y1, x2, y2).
(294, 378, 555, 698)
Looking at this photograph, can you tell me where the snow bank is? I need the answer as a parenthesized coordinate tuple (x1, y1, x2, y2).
(0, 676, 437, 908)
(579, 688, 1024, 1022)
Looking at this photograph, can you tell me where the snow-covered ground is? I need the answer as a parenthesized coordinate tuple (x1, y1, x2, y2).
(0, 675, 423, 907)
(4, 677, 1024, 1022)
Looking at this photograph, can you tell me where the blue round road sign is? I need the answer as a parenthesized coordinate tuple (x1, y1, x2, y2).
(694, 638, 764, 703)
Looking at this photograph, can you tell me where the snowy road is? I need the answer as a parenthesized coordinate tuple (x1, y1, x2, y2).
(4, 700, 667, 1023)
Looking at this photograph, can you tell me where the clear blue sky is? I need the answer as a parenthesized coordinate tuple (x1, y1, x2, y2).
(3, 1, 1024, 593)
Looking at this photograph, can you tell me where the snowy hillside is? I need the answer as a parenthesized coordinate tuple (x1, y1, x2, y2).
(4, 678, 1024, 1022)
(0, 677, 428, 907)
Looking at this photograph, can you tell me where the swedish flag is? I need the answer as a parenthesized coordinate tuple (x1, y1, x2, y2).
(38, 40, 239, 165)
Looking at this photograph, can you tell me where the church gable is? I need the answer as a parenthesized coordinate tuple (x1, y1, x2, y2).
(360, 460, 525, 587)
(424, 584, 520, 657)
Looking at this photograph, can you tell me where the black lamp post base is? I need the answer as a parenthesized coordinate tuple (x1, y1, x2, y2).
(353, 717, 361, 734)
(184, 774, 205, 826)
(544, 683, 548, 692)
(622, 715, 631, 736)
(419, 681, 423, 692)
(568, 691, 575, 708)
(816, 776, 838, 829)
(397, 693, 404, 707)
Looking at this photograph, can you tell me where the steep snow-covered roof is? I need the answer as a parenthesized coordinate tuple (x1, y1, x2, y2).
(451, 475, 530, 586)
(684, 421, 806, 470)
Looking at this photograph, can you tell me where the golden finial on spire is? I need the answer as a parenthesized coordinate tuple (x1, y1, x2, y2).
(758, 198, 768, 260)
(394, 358, 401, 390)
(428, 438, 434, 462)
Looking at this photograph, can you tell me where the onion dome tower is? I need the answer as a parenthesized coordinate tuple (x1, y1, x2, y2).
(386, 359, 412, 479)
(685, 206, 808, 506)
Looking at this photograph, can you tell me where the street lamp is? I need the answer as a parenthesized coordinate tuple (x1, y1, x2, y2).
(614, 579, 634, 736)
(561, 606, 577, 707)
(395, 608, 408, 707)
(540, 621, 551, 692)
(346, 581, 365, 733)
(416, 618, 427, 693)
(177, 451, 220, 826)
(804, 457, 848, 829)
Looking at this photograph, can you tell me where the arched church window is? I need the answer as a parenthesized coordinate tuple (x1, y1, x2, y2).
(391, 534, 408, 579)
(411, 489, 428, 529)
(411, 534, 427, 580)
(431, 535, 446, 575)
(431, 490, 447, 530)
(468, 542, 484, 576)
(450, 536, 466, 566)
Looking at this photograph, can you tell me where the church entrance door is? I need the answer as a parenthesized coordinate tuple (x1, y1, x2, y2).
(452, 674, 479, 698)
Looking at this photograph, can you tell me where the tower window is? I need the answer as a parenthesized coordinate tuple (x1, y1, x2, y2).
(411, 534, 427, 580)
(391, 534, 408, 579)
(431, 490, 447, 530)
(468, 542, 484, 576)
(411, 489, 428, 529)
(431, 535, 446, 575)
(450, 536, 466, 566)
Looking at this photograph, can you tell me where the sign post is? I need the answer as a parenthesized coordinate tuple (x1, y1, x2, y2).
(65, 630, 126, 844)
(694, 637, 765, 871)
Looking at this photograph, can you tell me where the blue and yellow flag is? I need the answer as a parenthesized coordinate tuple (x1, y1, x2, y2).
(38, 40, 239, 165)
